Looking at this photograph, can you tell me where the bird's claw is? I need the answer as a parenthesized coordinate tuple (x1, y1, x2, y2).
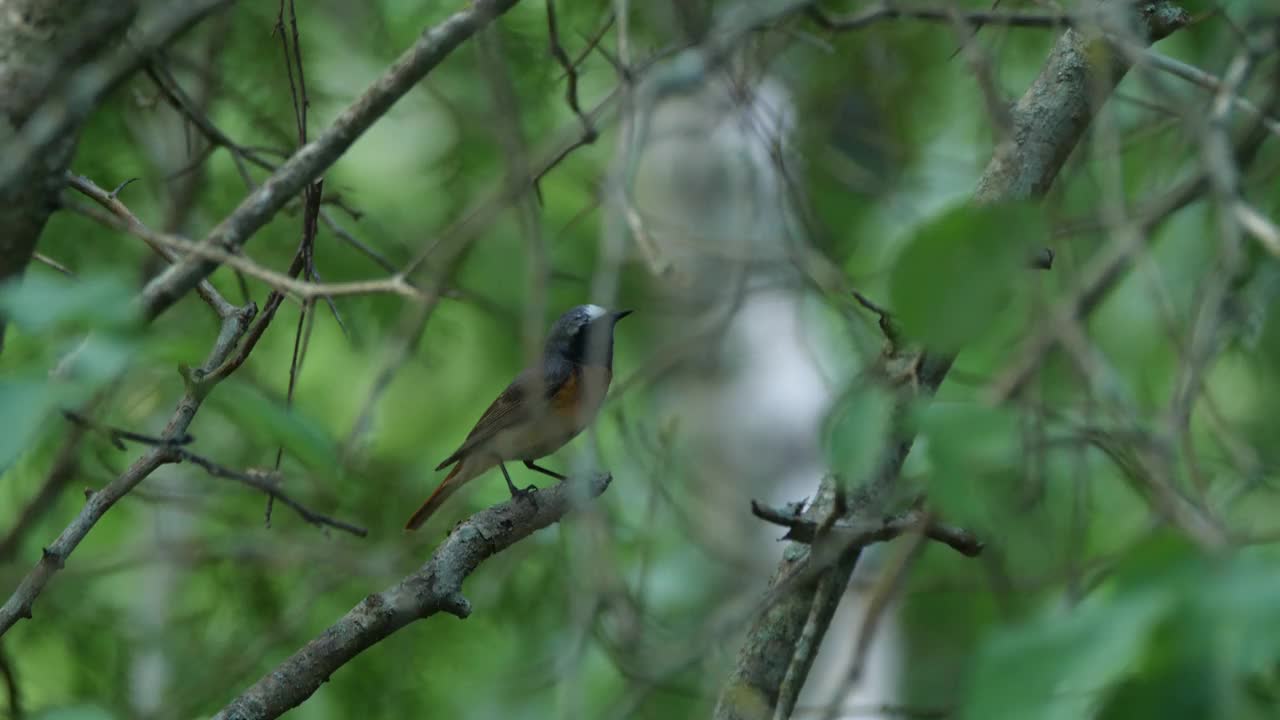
(509, 484, 539, 506)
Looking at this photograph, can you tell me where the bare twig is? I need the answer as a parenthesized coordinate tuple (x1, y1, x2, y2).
(167, 448, 366, 537)
(750, 502, 985, 557)
(30, 253, 75, 277)
(0, 301, 257, 638)
(0, 0, 235, 190)
(61, 410, 193, 450)
(266, 0, 321, 526)
(139, 0, 525, 321)
(1139, 49, 1280, 137)
(214, 473, 613, 720)
(546, 0, 598, 141)
(68, 197, 424, 303)
(66, 172, 236, 317)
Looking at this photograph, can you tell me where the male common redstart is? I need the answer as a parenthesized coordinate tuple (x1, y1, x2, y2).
(405, 304, 631, 530)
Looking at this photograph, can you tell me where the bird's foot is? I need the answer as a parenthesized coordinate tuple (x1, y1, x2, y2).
(508, 483, 539, 506)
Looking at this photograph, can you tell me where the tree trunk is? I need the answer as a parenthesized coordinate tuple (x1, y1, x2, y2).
(0, 1, 137, 351)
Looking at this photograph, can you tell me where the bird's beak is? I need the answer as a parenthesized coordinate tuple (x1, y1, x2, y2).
(611, 309, 633, 322)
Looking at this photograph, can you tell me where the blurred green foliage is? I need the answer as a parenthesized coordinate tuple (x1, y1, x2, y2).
(0, 0, 1278, 719)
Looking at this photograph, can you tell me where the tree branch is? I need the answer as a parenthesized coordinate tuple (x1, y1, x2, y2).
(713, 2, 1191, 718)
(0, 300, 256, 638)
(750, 501, 984, 558)
(213, 472, 613, 720)
(167, 447, 367, 537)
(138, 0, 524, 321)
(0, 0, 233, 345)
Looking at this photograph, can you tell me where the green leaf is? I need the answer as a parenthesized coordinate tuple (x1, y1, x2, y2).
(920, 401, 1019, 527)
(824, 383, 895, 487)
(964, 590, 1172, 720)
(0, 272, 138, 333)
(204, 379, 340, 474)
(890, 202, 1044, 352)
(0, 378, 59, 473)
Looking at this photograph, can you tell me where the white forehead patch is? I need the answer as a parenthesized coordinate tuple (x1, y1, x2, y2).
(583, 304, 607, 320)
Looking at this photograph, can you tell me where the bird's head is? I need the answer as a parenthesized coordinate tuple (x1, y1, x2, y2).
(545, 304, 632, 366)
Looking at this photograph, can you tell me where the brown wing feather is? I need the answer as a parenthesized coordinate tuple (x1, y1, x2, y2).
(435, 360, 576, 470)
(434, 368, 534, 470)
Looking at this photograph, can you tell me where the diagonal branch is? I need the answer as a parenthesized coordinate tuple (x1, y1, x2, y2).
(139, 0, 525, 321)
(0, 300, 258, 638)
(214, 473, 613, 720)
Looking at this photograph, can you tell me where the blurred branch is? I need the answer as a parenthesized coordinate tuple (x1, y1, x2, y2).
(0, 0, 233, 351)
(29, 253, 75, 277)
(0, 299, 257, 638)
(988, 22, 1280, 403)
(267, 3, 322, 525)
(67, 184, 425, 303)
(0, 645, 18, 720)
(714, 3, 1191, 718)
(0, 0, 138, 353)
(66, 173, 238, 316)
(545, 0, 599, 142)
(807, 4, 1074, 31)
(144, 59, 400, 276)
(138, 0, 524, 322)
(61, 410, 193, 449)
(750, 502, 984, 558)
(165, 447, 366, 537)
(1139, 49, 1280, 137)
(214, 473, 613, 720)
(0, 0, 232, 190)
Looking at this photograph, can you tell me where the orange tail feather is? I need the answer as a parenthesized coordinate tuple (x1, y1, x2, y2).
(404, 462, 464, 531)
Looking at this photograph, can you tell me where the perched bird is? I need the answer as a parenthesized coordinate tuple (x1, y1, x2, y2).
(405, 304, 632, 530)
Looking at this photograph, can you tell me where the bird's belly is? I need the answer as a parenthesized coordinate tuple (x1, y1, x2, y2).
(488, 413, 581, 461)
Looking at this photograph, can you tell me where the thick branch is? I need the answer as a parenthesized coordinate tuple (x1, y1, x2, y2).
(139, 0, 523, 321)
(0, 1, 232, 339)
(214, 473, 612, 720)
(0, 0, 138, 351)
(714, 3, 1190, 718)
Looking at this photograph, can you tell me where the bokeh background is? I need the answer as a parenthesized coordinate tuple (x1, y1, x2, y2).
(2, 0, 1280, 718)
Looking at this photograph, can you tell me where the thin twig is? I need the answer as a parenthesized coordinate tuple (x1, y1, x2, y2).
(807, 4, 1073, 32)
(168, 448, 367, 537)
(61, 410, 194, 450)
(139, 0, 526, 321)
(546, 0, 598, 141)
(30, 252, 74, 277)
(0, 302, 257, 638)
(68, 198, 424, 303)
(750, 501, 985, 557)
(66, 172, 236, 317)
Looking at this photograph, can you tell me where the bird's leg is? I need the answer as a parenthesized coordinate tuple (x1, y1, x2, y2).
(498, 460, 537, 503)
(524, 460, 567, 482)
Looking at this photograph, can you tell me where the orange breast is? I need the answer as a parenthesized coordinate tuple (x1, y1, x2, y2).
(552, 365, 612, 428)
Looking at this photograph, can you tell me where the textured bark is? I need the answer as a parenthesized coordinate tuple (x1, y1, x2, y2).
(214, 473, 612, 720)
(713, 2, 1190, 718)
(0, 1, 137, 350)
